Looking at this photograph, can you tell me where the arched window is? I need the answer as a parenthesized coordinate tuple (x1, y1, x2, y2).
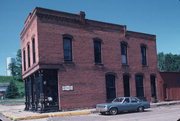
(135, 74, 144, 98)
(32, 38, 36, 64)
(121, 41, 128, 64)
(93, 38, 102, 64)
(63, 34, 73, 62)
(27, 44, 31, 68)
(23, 49, 26, 71)
(150, 74, 157, 98)
(141, 44, 147, 65)
(105, 73, 116, 101)
(123, 74, 130, 96)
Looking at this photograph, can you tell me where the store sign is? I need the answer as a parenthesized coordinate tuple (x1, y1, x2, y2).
(62, 86, 74, 91)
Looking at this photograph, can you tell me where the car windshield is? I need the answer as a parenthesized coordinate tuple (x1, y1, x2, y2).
(112, 97, 124, 103)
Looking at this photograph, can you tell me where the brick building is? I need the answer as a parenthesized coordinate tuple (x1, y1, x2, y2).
(21, 7, 159, 112)
(158, 72, 180, 101)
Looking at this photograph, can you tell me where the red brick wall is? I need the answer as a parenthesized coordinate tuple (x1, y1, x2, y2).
(21, 15, 40, 78)
(21, 7, 158, 110)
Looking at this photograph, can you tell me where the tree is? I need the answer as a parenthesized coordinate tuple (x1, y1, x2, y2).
(8, 49, 22, 81)
(5, 81, 19, 98)
(158, 52, 180, 72)
(157, 52, 165, 71)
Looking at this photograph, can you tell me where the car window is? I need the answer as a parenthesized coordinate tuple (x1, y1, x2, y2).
(131, 97, 138, 103)
(112, 97, 124, 103)
(123, 98, 130, 103)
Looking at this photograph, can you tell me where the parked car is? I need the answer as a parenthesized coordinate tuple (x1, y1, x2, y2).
(96, 97, 150, 115)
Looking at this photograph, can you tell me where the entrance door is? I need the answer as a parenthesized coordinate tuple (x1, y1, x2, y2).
(135, 75, 144, 98)
(43, 69, 59, 111)
(123, 75, 130, 97)
(150, 75, 157, 99)
(106, 74, 116, 101)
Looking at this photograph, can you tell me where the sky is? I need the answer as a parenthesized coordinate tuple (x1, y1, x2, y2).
(0, 0, 180, 75)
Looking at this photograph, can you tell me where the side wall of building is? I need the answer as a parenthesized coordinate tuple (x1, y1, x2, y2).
(159, 72, 180, 101)
(21, 15, 40, 78)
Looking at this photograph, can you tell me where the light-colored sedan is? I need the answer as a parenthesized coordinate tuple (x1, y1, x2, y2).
(96, 97, 150, 115)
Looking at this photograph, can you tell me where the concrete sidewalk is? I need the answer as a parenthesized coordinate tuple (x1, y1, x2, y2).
(0, 100, 180, 121)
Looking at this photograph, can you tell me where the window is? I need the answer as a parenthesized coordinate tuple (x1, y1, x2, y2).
(121, 42, 128, 64)
(123, 98, 130, 103)
(94, 40, 102, 64)
(150, 75, 157, 98)
(131, 97, 138, 103)
(106, 74, 116, 101)
(135, 75, 144, 97)
(123, 74, 130, 97)
(63, 37, 72, 61)
(27, 44, 31, 68)
(23, 49, 26, 71)
(141, 45, 147, 65)
(32, 38, 36, 64)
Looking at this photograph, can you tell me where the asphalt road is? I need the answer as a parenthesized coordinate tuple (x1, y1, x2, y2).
(46, 105, 180, 121)
(1, 105, 180, 121)
(0, 114, 12, 121)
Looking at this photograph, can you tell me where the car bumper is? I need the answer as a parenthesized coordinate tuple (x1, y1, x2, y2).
(96, 107, 108, 112)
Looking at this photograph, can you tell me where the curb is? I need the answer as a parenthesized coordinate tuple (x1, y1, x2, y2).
(150, 101, 180, 108)
(2, 110, 92, 120)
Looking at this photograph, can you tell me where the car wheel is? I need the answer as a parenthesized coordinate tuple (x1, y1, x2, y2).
(138, 106, 144, 112)
(109, 108, 118, 115)
(100, 112, 105, 115)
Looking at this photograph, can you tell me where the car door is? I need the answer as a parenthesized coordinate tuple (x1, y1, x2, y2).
(129, 97, 140, 111)
(118, 97, 131, 112)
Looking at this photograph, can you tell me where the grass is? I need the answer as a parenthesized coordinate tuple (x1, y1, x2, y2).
(0, 98, 25, 105)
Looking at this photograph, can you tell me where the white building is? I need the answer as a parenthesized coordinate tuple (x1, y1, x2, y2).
(6, 57, 15, 76)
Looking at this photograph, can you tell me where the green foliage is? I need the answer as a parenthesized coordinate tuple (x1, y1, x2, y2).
(0, 76, 24, 98)
(5, 81, 19, 98)
(158, 52, 180, 72)
(8, 49, 22, 82)
(0, 76, 14, 83)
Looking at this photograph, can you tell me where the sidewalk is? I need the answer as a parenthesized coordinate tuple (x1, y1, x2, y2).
(0, 100, 180, 121)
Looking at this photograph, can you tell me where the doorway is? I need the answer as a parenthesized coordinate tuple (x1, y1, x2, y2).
(106, 74, 116, 101)
(123, 74, 130, 97)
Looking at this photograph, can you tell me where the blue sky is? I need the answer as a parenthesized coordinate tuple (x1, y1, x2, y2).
(0, 0, 180, 75)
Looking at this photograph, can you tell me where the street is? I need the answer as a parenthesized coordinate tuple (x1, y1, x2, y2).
(0, 105, 180, 121)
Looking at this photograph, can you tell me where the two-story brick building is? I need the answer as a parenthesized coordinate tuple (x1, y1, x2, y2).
(21, 7, 159, 112)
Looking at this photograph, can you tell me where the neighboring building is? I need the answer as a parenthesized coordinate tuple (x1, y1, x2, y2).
(0, 83, 9, 99)
(6, 57, 15, 76)
(21, 7, 158, 112)
(158, 72, 180, 101)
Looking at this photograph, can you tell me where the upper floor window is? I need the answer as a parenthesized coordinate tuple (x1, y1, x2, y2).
(121, 42, 128, 64)
(94, 39, 102, 64)
(141, 45, 147, 65)
(27, 44, 31, 68)
(32, 38, 36, 64)
(63, 37, 72, 62)
(23, 49, 26, 71)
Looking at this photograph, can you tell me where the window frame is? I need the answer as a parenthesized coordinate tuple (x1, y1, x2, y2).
(135, 74, 144, 98)
(63, 36, 73, 62)
(23, 49, 26, 71)
(93, 39, 102, 64)
(27, 44, 31, 68)
(141, 45, 147, 66)
(121, 42, 128, 65)
(32, 38, 36, 64)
